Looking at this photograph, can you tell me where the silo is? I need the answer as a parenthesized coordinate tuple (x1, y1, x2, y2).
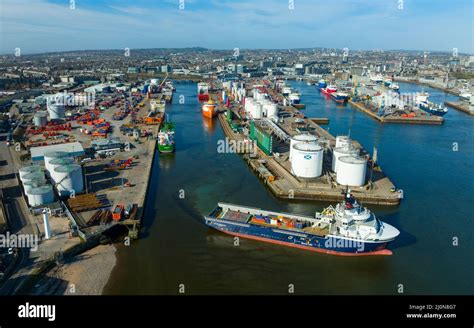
(28, 185, 54, 207)
(22, 171, 46, 184)
(266, 103, 278, 118)
(336, 156, 367, 187)
(291, 143, 323, 178)
(23, 179, 46, 194)
(252, 103, 263, 119)
(53, 164, 84, 196)
(48, 157, 74, 173)
(335, 136, 351, 149)
(33, 111, 48, 127)
(289, 134, 318, 162)
(19, 165, 42, 181)
(332, 146, 359, 172)
(47, 102, 65, 120)
(44, 151, 69, 173)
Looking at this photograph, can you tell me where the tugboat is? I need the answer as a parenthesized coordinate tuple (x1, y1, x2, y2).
(204, 190, 400, 256)
(330, 91, 350, 104)
(197, 82, 210, 102)
(202, 99, 217, 119)
(320, 85, 337, 96)
(157, 119, 175, 153)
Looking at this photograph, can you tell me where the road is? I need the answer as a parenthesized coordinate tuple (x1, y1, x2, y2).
(0, 135, 40, 295)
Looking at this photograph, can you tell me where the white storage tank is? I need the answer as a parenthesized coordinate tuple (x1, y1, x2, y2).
(48, 157, 74, 173)
(22, 171, 46, 184)
(28, 185, 54, 207)
(44, 151, 69, 173)
(252, 103, 263, 119)
(23, 179, 46, 194)
(53, 164, 84, 196)
(33, 111, 48, 127)
(332, 146, 359, 172)
(266, 103, 278, 118)
(19, 165, 42, 181)
(291, 143, 323, 178)
(336, 156, 367, 187)
(289, 134, 318, 161)
(335, 135, 351, 149)
(47, 102, 65, 120)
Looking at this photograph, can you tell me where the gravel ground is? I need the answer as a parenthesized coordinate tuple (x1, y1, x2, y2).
(32, 244, 117, 295)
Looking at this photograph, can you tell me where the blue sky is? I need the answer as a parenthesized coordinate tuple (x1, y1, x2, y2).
(0, 0, 472, 54)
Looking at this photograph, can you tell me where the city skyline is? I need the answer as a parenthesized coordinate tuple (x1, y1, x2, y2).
(1, 0, 473, 55)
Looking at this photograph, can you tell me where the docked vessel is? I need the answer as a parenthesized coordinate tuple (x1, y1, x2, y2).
(197, 82, 210, 101)
(320, 85, 337, 96)
(330, 91, 350, 103)
(202, 99, 217, 118)
(390, 82, 400, 92)
(204, 192, 400, 256)
(415, 92, 448, 116)
(157, 121, 175, 153)
(317, 79, 327, 89)
(369, 74, 384, 83)
(288, 92, 301, 105)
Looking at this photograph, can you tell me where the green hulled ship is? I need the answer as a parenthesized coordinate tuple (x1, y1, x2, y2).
(157, 122, 175, 153)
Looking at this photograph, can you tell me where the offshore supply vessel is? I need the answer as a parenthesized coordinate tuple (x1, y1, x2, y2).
(157, 121, 175, 153)
(415, 92, 448, 116)
(202, 99, 217, 118)
(197, 82, 210, 102)
(204, 192, 400, 256)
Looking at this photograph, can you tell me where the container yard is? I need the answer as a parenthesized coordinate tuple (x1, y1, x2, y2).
(217, 79, 402, 205)
(0, 78, 172, 294)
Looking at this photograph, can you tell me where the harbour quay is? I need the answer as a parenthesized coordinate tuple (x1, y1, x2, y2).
(0, 79, 173, 293)
(217, 79, 402, 206)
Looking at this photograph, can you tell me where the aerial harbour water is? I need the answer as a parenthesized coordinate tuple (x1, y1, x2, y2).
(104, 81, 473, 295)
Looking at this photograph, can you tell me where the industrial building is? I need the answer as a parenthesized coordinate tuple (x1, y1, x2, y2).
(30, 142, 85, 163)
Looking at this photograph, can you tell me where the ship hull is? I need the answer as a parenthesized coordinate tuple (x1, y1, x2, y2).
(320, 88, 336, 96)
(198, 94, 209, 102)
(418, 104, 448, 116)
(202, 106, 216, 118)
(330, 94, 349, 103)
(158, 144, 175, 153)
(204, 217, 393, 256)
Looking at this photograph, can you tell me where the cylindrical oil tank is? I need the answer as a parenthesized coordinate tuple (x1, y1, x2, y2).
(33, 111, 48, 127)
(28, 185, 54, 207)
(335, 135, 350, 149)
(44, 151, 69, 173)
(266, 103, 278, 118)
(22, 171, 46, 184)
(53, 164, 84, 196)
(336, 156, 367, 187)
(291, 143, 323, 178)
(47, 102, 65, 120)
(23, 179, 46, 194)
(19, 165, 42, 181)
(332, 146, 359, 172)
(48, 157, 74, 173)
(289, 134, 318, 161)
(252, 103, 263, 119)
